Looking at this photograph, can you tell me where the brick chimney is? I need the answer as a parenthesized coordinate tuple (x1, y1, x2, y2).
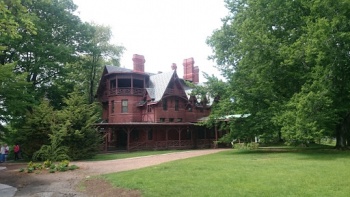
(132, 54, 145, 73)
(193, 66, 199, 84)
(183, 57, 194, 82)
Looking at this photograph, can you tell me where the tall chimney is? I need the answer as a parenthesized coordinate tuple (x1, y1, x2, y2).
(132, 54, 145, 73)
(193, 66, 199, 84)
(183, 57, 194, 81)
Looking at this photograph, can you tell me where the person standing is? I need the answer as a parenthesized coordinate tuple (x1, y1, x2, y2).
(4, 144, 9, 162)
(0, 144, 5, 163)
(14, 143, 20, 161)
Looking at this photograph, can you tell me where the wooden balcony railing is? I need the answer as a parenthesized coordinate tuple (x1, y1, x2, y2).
(109, 88, 144, 96)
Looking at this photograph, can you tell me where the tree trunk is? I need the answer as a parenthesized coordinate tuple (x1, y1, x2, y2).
(335, 114, 350, 150)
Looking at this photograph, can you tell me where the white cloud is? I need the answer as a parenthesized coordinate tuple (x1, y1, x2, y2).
(73, 0, 228, 81)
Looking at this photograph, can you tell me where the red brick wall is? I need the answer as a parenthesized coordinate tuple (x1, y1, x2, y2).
(108, 95, 143, 123)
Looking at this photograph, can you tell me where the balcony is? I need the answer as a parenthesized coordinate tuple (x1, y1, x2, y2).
(109, 88, 145, 96)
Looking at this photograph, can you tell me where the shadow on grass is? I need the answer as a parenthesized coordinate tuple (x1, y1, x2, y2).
(226, 144, 350, 160)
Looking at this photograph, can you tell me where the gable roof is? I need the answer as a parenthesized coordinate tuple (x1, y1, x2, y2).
(147, 70, 175, 102)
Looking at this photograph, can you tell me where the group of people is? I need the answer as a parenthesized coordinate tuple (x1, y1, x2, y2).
(0, 143, 20, 163)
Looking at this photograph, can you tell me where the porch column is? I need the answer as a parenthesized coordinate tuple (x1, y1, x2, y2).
(106, 128, 113, 152)
(191, 127, 196, 148)
(178, 127, 182, 147)
(126, 127, 132, 151)
(166, 128, 169, 148)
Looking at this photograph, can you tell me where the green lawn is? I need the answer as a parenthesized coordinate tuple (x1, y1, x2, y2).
(86, 150, 184, 161)
(100, 147, 350, 197)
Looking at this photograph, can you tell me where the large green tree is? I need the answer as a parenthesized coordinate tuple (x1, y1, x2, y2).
(2, 0, 123, 158)
(207, 0, 350, 147)
(0, 0, 36, 136)
(79, 23, 124, 103)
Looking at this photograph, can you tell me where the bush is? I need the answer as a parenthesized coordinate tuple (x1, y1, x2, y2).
(57, 164, 68, 172)
(60, 160, 70, 167)
(44, 160, 52, 168)
(234, 142, 259, 150)
(27, 167, 34, 173)
(33, 163, 43, 170)
(68, 165, 79, 170)
(21, 160, 78, 174)
(50, 164, 56, 170)
(27, 161, 34, 168)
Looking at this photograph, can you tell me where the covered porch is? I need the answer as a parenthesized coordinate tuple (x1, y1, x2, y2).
(96, 122, 219, 151)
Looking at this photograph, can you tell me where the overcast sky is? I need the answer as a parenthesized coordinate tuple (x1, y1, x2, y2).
(73, 0, 228, 81)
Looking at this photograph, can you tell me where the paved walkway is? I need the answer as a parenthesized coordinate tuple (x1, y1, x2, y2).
(1, 149, 228, 197)
(0, 167, 17, 197)
(73, 149, 228, 176)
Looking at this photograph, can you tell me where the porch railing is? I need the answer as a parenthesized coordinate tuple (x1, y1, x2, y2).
(109, 88, 144, 96)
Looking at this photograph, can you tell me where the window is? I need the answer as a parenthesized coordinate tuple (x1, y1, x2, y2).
(160, 118, 165, 122)
(118, 79, 131, 88)
(162, 98, 167, 110)
(176, 118, 182, 122)
(111, 100, 115, 113)
(175, 99, 179, 111)
(133, 79, 144, 88)
(121, 100, 128, 113)
(169, 118, 174, 122)
(147, 105, 152, 113)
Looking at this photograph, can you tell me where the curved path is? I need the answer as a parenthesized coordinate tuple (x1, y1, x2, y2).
(0, 149, 228, 197)
(74, 149, 228, 176)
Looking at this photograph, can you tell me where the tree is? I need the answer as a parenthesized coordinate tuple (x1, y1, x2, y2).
(80, 23, 125, 103)
(0, 0, 36, 136)
(56, 90, 101, 160)
(9, 100, 55, 159)
(1, 0, 91, 106)
(207, 0, 350, 147)
(12, 90, 101, 160)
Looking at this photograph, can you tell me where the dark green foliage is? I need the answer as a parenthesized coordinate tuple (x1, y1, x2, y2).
(207, 0, 350, 148)
(50, 164, 56, 170)
(1, 0, 122, 158)
(32, 134, 70, 162)
(57, 91, 102, 160)
(11, 101, 55, 158)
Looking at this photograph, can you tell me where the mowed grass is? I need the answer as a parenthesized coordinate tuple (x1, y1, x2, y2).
(86, 150, 184, 161)
(101, 147, 350, 197)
